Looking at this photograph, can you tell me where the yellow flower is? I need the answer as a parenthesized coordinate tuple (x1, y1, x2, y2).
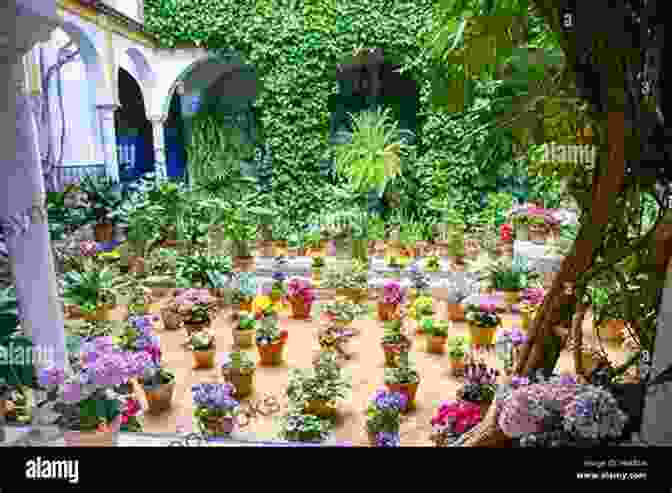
(253, 295, 273, 313)
(98, 249, 120, 259)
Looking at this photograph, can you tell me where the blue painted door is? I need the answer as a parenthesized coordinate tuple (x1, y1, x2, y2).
(165, 127, 186, 178)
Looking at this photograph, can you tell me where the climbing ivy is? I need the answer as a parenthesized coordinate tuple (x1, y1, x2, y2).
(144, 0, 533, 222)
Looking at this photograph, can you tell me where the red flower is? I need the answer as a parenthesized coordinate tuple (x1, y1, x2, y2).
(279, 329, 289, 340)
(121, 415, 129, 424)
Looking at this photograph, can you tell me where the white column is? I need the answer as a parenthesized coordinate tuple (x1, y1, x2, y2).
(150, 116, 168, 179)
(640, 256, 672, 445)
(97, 103, 120, 182)
(0, 60, 66, 373)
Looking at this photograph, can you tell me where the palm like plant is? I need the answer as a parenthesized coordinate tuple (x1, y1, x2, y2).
(335, 107, 405, 197)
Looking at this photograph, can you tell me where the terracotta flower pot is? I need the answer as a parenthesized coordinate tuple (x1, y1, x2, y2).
(233, 256, 255, 272)
(161, 308, 183, 330)
(446, 303, 465, 322)
(378, 302, 397, 321)
(304, 400, 337, 419)
(232, 328, 256, 348)
(449, 357, 465, 375)
(289, 296, 312, 320)
(259, 241, 274, 257)
(222, 369, 255, 398)
(468, 323, 497, 346)
(238, 300, 253, 312)
(94, 223, 114, 243)
(83, 305, 113, 322)
(63, 415, 122, 447)
(193, 349, 216, 369)
(201, 415, 236, 437)
(143, 382, 175, 415)
(594, 319, 626, 341)
(386, 382, 419, 412)
(427, 335, 447, 354)
(257, 341, 285, 366)
(287, 248, 299, 258)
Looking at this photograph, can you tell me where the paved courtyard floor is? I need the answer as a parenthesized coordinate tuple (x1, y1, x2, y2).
(131, 296, 627, 446)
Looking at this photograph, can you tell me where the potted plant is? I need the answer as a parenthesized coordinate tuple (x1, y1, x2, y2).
(287, 277, 316, 320)
(384, 351, 420, 411)
(286, 351, 352, 419)
(323, 261, 369, 304)
(188, 330, 216, 369)
(380, 319, 412, 367)
(447, 335, 469, 375)
(233, 272, 257, 312)
(456, 361, 498, 417)
(279, 410, 333, 443)
(140, 365, 175, 415)
(589, 286, 625, 341)
(252, 294, 278, 323)
(116, 315, 162, 365)
(379, 280, 404, 321)
(37, 336, 151, 446)
(232, 310, 257, 347)
(321, 296, 360, 329)
(145, 248, 178, 297)
(173, 289, 217, 334)
(444, 278, 478, 322)
(495, 328, 528, 375)
(520, 287, 545, 331)
(79, 176, 124, 242)
(489, 258, 533, 310)
(424, 319, 450, 354)
(311, 255, 325, 281)
(465, 303, 501, 346)
(192, 383, 240, 437)
(61, 268, 117, 321)
(124, 204, 163, 274)
(408, 295, 434, 334)
(429, 400, 483, 446)
(268, 271, 287, 304)
(365, 389, 406, 446)
(221, 350, 256, 398)
(255, 317, 288, 366)
(424, 255, 440, 272)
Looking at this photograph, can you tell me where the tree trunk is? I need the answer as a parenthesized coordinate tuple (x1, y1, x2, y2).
(515, 113, 627, 375)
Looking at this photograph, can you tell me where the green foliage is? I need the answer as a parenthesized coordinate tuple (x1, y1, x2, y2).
(0, 287, 34, 387)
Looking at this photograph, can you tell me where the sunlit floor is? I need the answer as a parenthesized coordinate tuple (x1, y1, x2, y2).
(125, 296, 627, 446)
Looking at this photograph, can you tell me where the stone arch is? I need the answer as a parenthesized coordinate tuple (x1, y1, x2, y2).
(118, 46, 156, 118)
(56, 21, 112, 107)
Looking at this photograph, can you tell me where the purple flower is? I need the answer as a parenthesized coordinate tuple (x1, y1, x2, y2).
(38, 367, 65, 386)
(272, 271, 286, 282)
(376, 431, 400, 447)
(510, 376, 530, 388)
(371, 389, 407, 412)
(192, 383, 239, 411)
(558, 374, 577, 386)
(62, 382, 82, 403)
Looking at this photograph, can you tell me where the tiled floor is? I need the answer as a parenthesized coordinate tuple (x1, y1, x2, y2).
(118, 293, 630, 447)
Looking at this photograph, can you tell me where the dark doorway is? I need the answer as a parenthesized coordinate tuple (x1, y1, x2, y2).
(115, 68, 154, 181)
(165, 91, 187, 179)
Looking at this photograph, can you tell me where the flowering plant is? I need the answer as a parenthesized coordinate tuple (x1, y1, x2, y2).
(279, 410, 332, 443)
(116, 315, 162, 365)
(382, 281, 405, 305)
(171, 289, 216, 322)
(287, 278, 316, 305)
(500, 223, 513, 242)
(465, 303, 501, 328)
(521, 288, 545, 306)
(458, 361, 498, 403)
(508, 205, 560, 227)
(38, 336, 152, 431)
(498, 382, 628, 446)
(252, 295, 276, 319)
(192, 383, 240, 428)
(365, 389, 406, 445)
(286, 351, 351, 405)
(119, 395, 143, 432)
(255, 317, 288, 345)
(429, 400, 482, 446)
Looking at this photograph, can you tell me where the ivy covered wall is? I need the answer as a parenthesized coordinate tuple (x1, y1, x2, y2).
(144, 0, 526, 225)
